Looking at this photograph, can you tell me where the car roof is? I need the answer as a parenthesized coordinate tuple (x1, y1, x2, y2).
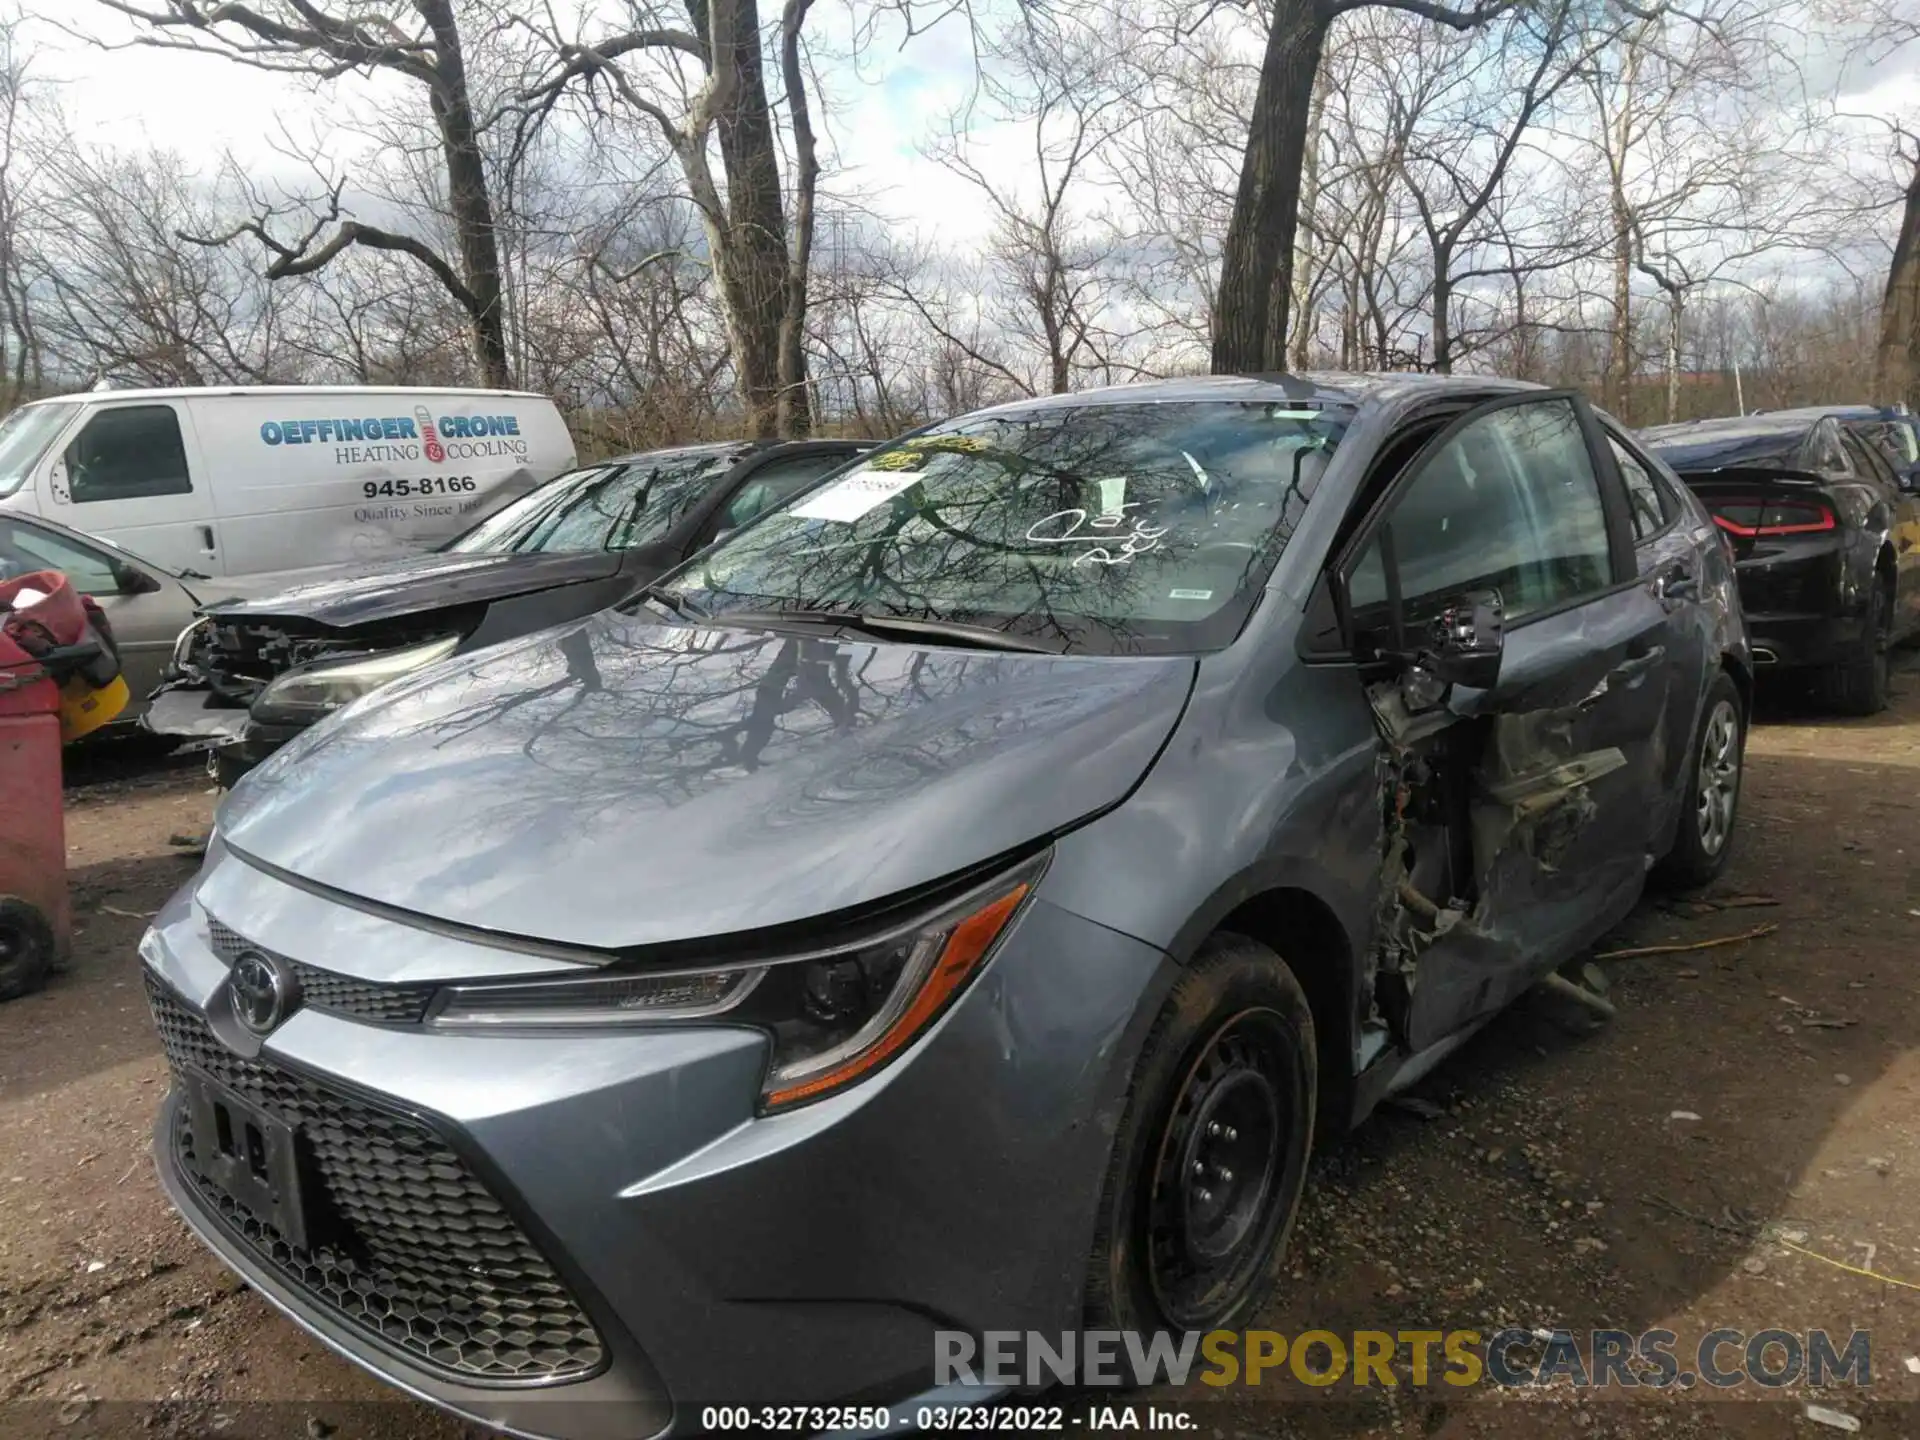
(592, 438, 868, 468)
(1754, 403, 1907, 423)
(1637, 413, 1819, 472)
(959, 371, 1542, 419)
(15, 385, 552, 404)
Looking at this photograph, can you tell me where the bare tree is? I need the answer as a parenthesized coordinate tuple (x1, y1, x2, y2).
(0, 12, 41, 396)
(92, 0, 517, 386)
(1207, 0, 1513, 375)
(1392, 0, 1608, 371)
(31, 140, 288, 385)
(515, 0, 824, 438)
(1877, 126, 1920, 406)
(927, 11, 1130, 394)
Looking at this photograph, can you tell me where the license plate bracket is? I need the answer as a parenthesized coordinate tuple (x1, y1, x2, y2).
(180, 1068, 314, 1252)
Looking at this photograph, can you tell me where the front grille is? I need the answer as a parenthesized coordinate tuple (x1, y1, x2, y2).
(146, 975, 605, 1383)
(206, 917, 436, 1026)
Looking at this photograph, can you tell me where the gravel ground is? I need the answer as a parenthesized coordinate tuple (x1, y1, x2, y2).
(3, 660, 1918, 1440)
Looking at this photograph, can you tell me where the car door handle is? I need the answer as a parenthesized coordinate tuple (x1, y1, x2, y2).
(198, 525, 216, 554)
(1581, 646, 1666, 708)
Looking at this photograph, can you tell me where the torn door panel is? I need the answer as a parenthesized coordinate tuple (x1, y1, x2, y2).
(1364, 668, 1630, 1053)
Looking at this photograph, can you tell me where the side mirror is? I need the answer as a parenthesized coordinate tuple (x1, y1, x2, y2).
(115, 563, 162, 596)
(1412, 589, 1504, 693)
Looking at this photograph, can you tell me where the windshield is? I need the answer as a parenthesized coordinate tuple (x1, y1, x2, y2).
(665, 401, 1350, 654)
(445, 447, 743, 555)
(0, 402, 79, 499)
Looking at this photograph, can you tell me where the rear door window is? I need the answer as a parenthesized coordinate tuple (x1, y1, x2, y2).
(1804, 419, 1855, 480)
(1607, 435, 1673, 542)
(65, 407, 193, 503)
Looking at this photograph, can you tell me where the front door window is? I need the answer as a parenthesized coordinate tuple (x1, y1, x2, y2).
(64, 407, 193, 503)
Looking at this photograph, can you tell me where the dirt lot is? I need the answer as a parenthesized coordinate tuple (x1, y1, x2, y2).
(3, 661, 1918, 1440)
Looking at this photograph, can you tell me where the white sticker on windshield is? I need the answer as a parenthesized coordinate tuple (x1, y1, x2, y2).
(1169, 587, 1214, 601)
(790, 468, 924, 522)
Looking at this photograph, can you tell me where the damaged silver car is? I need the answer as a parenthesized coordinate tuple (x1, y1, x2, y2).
(140, 376, 1747, 1436)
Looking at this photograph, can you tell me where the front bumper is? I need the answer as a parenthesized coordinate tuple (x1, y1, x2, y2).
(141, 687, 310, 784)
(140, 855, 1173, 1438)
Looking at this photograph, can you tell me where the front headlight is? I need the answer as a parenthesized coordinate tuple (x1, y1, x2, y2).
(254, 635, 461, 719)
(429, 855, 1044, 1111)
(170, 617, 210, 675)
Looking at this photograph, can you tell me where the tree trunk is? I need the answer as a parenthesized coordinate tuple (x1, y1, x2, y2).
(1876, 151, 1920, 409)
(1664, 293, 1682, 424)
(1511, 272, 1531, 381)
(697, 0, 788, 439)
(1211, 0, 1326, 374)
(1607, 193, 1633, 418)
(1286, 71, 1326, 371)
(776, 0, 818, 437)
(419, 1, 510, 388)
(1430, 245, 1454, 374)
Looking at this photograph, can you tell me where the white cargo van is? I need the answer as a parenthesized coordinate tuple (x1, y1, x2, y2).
(0, 386, 576, 577)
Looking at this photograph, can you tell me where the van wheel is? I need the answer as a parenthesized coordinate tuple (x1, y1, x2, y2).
(1652, 672, 1744, 892)
(1085, 934, 1315, 1333)
(0, 898, 56, 1003)
(1820, 578, 1892, 716)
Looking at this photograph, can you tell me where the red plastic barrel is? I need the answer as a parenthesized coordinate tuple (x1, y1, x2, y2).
(0, 572, 76, 1000)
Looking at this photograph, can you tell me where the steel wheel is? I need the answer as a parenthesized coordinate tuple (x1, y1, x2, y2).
(1694, 698, 1740, 857)
(1145, 1008, 1298, 1329)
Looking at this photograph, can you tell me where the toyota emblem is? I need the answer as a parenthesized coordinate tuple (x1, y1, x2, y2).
(229, 951, 298, 1035)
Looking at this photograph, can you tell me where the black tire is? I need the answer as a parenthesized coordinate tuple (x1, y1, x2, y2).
(0, 897, 56, 1002)
(1819, 577, 1893, 716)
(1085, 933, 1316, 1334)
(1652, 671, 1745, 892)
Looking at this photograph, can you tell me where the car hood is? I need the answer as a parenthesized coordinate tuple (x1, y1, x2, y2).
(195, 550, 626, 630)
(218, 612, 1196, 950)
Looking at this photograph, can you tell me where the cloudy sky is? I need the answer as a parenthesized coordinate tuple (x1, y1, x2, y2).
(37, 2, 1007, 244)
(29, 0, 1920, 274)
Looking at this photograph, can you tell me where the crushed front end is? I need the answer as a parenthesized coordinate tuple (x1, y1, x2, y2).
(147, 612, 466, 784)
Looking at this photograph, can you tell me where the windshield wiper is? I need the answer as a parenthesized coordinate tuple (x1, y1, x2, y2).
(832, 613, 1066, 653)
(636, 582, 708, 620)
(707, 607, 1065, 654)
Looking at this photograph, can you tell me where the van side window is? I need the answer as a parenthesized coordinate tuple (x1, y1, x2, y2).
(65, 407, 192, 503)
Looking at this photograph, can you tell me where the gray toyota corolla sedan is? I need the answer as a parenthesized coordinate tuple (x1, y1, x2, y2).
(138, 374, 1748, 1438)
